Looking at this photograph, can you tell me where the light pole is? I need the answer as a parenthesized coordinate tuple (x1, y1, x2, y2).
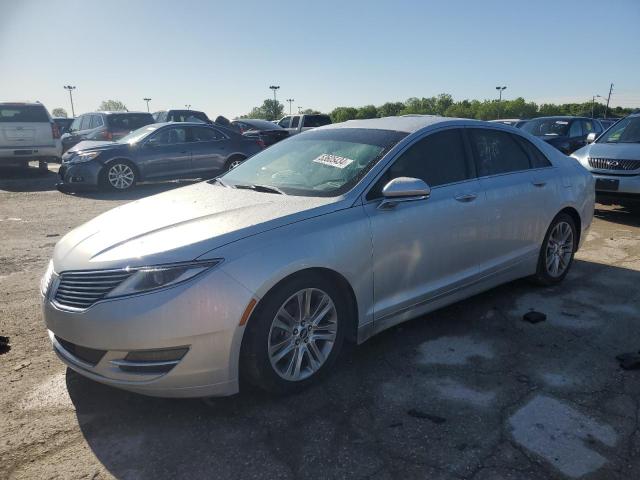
(298, 106, 303, 114)
(269, 85, 280, 120)
(495, 86, 507, 119)
(286, 98, 294, 115)
(143, 98, 152, 112)
(185, 104, 191, 110)
(63, 85, 76, 117)
(591, 95, 602, 118)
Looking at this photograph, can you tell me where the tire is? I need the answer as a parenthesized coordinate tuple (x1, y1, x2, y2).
(240, 272, 346, 394)
(100, 160, 137, 191)
(532, 213, 577, 285)
(225, 155, 246, 172)
(38, 160, 48, 174)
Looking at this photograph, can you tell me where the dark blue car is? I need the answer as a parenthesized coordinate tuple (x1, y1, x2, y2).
(58, 122, 263, 191)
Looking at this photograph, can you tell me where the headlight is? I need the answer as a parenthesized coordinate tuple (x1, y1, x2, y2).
(69, 151, 100, 163)
(104, 260, 222, 298)
(41, 260, 54, 296)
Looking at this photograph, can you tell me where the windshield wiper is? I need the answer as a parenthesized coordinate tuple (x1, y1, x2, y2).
(210, 177, 229, 187)
(234, 183, 285, 195)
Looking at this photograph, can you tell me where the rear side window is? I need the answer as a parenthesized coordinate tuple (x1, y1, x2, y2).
(303, 115, 331, 128)
(79, 115, 91, 130)
(0, 105, 49, 122)
(514, 136, 552, 168)
(291, 116, 300, 128)
(468, 128, 531, 176)
(568, 121, 582, 138)
(191, 127, 224, 141)
(107, 113, 154, 130)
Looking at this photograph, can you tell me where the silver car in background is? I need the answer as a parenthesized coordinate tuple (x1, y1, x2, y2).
(41, 116, 594, 397)
(571, 113, 640, 206)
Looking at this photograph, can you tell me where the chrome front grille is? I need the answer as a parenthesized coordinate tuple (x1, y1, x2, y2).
(54, 269, 132, 309)
(588, 157, 640, 171)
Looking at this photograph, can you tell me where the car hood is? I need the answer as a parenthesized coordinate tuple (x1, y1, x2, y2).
(66, 140, 117, 153)
(53, 182, 341, 272)
(576, 142, 640, 159)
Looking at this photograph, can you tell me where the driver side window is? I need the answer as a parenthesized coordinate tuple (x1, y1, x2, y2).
(568, 121, 582, 138)
(148, 127, 187, 146)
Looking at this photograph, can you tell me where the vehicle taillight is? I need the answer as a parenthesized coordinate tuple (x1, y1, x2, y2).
(103, 131, 113, 141)
(51, 123, 61, 139)
(256, 138, 266, 148)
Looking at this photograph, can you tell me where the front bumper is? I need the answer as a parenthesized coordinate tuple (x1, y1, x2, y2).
(592, 172, 640, 196)
(43, 267, 255, 397)
(58, 161, 102, 187)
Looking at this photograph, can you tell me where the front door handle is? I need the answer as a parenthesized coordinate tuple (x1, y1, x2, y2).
(532, 180, 546, 187)
(454, 193, 477, 202)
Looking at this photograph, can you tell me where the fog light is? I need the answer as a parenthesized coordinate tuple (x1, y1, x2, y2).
(125, 347, 188, 363)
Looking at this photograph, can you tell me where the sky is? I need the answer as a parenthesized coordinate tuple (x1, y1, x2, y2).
(1, 0, 639, 119)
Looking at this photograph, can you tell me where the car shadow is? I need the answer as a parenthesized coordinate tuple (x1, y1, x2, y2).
(0, 164, 60, 192)
(65, 258, 640, 479)
(595, 203, 640, 227)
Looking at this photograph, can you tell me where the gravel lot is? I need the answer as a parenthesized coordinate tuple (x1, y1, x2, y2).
(1, 163, 640, 480)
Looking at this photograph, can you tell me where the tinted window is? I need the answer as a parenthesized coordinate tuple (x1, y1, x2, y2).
(79, 115, 91, 130)
(291, 116, 300, 128)
(568, 121, 582, 137)
(149, 126, 188, 145)
(469, 128, 531, 176)
(303, 115, 331, 128)
(69, 117, 81, 131)
(0, 105, 49, 122)
(593, 120, 603, 133)
(88, 115, 99, 129)
(191, 127, 224, 141)
(582, 120, 596, 135)
(522, 118, 570, 137)
(278, 117, 291, 128)
(598, 116, 640, 144)
(514, 136, 551, 169)
(107, 113, 154, 130)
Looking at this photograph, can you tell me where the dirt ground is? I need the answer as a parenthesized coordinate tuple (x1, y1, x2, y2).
(1, 163, 640, 480)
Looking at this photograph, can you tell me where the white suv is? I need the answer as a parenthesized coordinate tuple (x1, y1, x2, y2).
(0, 102, 62, 171)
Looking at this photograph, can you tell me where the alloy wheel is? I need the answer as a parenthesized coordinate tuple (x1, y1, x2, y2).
(228, 159, 243, 170)
(107, 163, 135, 190)
(545, 221, 574, 277)
(267, 288, 338, 381)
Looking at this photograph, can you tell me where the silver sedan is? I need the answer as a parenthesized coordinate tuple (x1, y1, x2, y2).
(42, 116, 595, 397)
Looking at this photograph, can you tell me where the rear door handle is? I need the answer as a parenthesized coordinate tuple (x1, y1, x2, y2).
(454, 193, 477, 202)
(532, 180, 546, 187)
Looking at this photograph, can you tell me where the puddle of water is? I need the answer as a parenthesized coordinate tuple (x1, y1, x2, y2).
(509, 395, 617, 478)
(416, 335, 493, 366)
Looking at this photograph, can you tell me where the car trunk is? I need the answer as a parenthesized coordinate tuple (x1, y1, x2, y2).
(0, 104, 54, 148)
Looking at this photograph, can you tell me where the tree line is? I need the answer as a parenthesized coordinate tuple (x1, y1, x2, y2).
(243, 93, 634, 123)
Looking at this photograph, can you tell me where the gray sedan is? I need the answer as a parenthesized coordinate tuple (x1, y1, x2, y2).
(42, 116, 594, 397)
(58, 122, 263, 191)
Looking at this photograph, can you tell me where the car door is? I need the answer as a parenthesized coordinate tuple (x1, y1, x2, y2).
(287, 116, 301, 135)
(61, 115, 85, 151)
(137, 125, 192, 179)
(189, 126, 227, 173)
(467, 127, 556, 276)
(363, 127, 484, 323)
(567, 120, 585, 153)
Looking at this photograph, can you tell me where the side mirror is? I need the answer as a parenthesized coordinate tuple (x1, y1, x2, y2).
(586, 132, 597, 144)
(379, 177, 431, 210)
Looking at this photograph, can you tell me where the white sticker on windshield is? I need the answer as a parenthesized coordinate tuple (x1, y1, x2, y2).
(313, 153, 354, 169)
(555, 121, 569, 125)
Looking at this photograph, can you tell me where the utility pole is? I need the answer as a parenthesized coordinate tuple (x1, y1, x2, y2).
(63, 85, 76, 117)
(185, 104, 191, 110)
(269, 85, 280, 120)
(591, 95, 602, 118)
(604, 83, 614, 119)
(143, 98, 152, 112)
(286, 98, 294, 115)
(298, 106, 303, 114)
(495, 86, 507, 119)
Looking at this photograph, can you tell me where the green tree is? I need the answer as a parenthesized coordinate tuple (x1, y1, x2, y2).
(51, 107, 67, 118)
(98, 100, 127, 111)
(301, 108, 320, 114)
(330, 107, 358, 123)
(377, 102, 405, 118)
(356, 105, 378, 119)
(434, 93, 453, 115)
(241, 99, 284, 120)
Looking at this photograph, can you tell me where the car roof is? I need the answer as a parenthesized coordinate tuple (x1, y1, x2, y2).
(234, 118, 283, 128)
(0, 101, 46, 106)
(79, 111, 151, 115)
(528, 116, 590, 121)
(323, 115, 473, 133)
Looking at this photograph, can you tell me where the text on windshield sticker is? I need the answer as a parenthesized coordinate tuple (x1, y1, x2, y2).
(313, 153, 354, 169)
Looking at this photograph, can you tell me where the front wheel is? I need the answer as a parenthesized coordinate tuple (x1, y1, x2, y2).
(101, 161, 137, 191)
(225, 156, 245, 171)
(241, 273, 346, 394)
(532, 213, 577, 285)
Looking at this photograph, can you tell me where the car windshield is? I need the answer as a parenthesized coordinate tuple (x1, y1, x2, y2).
(598, 116, 640, 143)
(521, 119, 570, 137)
(117, 125, 160, 144)
(220, 128, 407, 197)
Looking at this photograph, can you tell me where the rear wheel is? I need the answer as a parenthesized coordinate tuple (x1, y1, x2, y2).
(532, 213, 577, 285)
(101, 161, 137, 191)
(225, 155, 246, 171)
(38, 160, 48, 174)
(241, 273, 346, 394)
